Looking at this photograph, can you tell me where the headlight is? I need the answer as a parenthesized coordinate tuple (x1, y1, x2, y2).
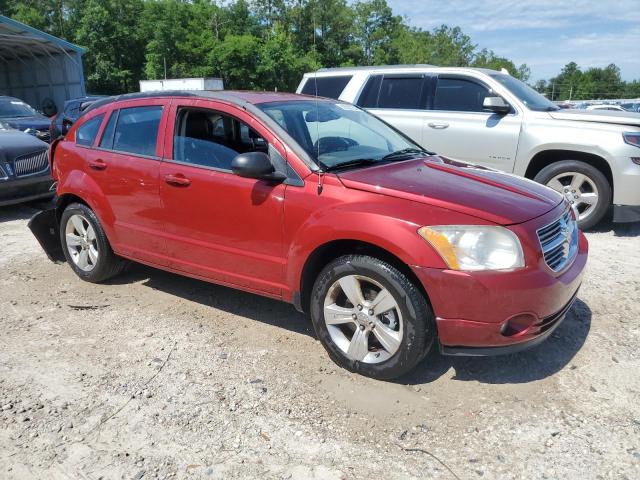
(418, 225, 525, 271)
(623, 132, 640, 148)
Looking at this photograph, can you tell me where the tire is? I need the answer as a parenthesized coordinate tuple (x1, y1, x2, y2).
(60, 202, 126, 283)
(310, 255, 434, 380)
(533, 160, 611, 230)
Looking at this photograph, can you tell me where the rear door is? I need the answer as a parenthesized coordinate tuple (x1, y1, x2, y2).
(158, 98, 288, 296)
(420, 75, 522, 171)
(84, 98, 169, 265)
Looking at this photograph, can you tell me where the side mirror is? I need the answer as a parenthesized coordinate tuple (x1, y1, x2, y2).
(231, 152, 286, 182)
(483, 96, 511, 114)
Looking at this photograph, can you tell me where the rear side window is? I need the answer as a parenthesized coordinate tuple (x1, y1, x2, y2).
(434, 78, 491, 112)
(112, 106, 162, 157)
(76, 114, 104, 146)
(301, 75, 352, 99)
(99, 111, 118, 149)
(377, 76, 425, 109)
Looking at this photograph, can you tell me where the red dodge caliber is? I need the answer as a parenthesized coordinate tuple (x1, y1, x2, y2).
(31, 91, 588, 379)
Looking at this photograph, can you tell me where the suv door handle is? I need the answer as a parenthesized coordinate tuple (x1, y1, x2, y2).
(88, 159, 107, 170)
(428, 122, 450, 129)
(164, 174, 191, 187)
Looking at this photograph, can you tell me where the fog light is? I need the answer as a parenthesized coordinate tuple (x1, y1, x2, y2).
(631, 157, 640, 165)
(501, 313, 537, 337)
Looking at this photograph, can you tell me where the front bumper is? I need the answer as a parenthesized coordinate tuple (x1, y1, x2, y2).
(412, 204, 588, 354)
(0, 175, 54, 207)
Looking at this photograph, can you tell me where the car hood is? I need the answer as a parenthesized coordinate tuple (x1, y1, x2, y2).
(2, 115, 50, 131)
(0, 130, 48, 160)
(549, 109, 640, 127)
(337, 156, 563, 225)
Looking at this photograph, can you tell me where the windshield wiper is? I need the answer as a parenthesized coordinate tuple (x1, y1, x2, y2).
(382, 148, 431, 160)
(324, 158, 379, 172)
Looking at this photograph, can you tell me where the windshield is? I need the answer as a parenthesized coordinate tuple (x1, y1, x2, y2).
(258, 100, 428, 171)
(0, 98, 39, 118)
(488, 73, 559, 112)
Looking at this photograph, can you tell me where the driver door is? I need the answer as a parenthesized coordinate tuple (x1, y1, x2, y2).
(158, 98, 288, 296)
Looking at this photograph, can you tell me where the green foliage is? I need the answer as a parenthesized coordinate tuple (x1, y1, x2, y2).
(537, 62, 636, 100)
(3, 0, 635, 96)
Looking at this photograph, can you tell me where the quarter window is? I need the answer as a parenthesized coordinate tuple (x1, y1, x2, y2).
(434, 78, 491, 112)
(76, 114, 104, 147)
(112, 106, 162, 157)
(99, 111, 117, 149)
(173, 108, 268, 171)
(301, 76, 352, 100)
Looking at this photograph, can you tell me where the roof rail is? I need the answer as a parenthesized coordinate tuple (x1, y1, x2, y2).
(317, 64, 436, 72)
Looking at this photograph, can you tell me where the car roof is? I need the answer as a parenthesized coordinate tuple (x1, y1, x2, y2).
(305, 65, 502, 77)
(83, 90, 326, 115)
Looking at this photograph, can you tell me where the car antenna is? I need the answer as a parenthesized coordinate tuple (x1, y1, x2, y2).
(314, 71, 325, 195)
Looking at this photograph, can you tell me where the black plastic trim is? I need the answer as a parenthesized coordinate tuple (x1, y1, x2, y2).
(613, 204, 640, 223)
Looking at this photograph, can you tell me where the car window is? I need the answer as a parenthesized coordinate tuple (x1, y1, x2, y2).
(173, 108, 268, 171)
(76, 114, 105, 147)
(99, 111, 118, 149)
(112, 106, 162, 157)
(301, 76, 352, 100)
(377, 76, 425, 109)
(434, 78, 491, 112)
(356, 75, 383, 108)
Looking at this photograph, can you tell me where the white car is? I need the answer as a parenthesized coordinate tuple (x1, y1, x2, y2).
(297, 66, 640, 228)
(586, 104, 626, 112)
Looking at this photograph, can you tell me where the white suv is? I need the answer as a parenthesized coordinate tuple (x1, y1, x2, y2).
(297, 66, 640, 228)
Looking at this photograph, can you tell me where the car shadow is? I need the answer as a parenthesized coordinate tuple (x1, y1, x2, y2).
(585, 217, 640, 237)
(106, 262, 315, 338)
(109, 263, 591, 385)
(0, 199, 54, 223)
(399, 298, 592, 385)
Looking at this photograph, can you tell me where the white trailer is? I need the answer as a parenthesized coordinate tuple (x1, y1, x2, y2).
(139, 78, 224, 92)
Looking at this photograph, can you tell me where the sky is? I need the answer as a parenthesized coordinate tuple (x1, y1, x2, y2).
(386, 0, 640, 81)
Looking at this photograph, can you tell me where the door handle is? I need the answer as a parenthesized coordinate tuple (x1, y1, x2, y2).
(428, 122, 449, 129)
(164, 174, 191, 187)
(88, 159, 107, 170)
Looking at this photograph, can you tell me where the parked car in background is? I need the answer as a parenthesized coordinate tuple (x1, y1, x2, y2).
(586, 104, 626, 112)
(0, 95, 51, 142)
(30, 91, 587, 379)
(49, 95, 105, 141)
(297, 66, 640, 228)
(0, 123, 53, 206)
(621, 102, 640, 113)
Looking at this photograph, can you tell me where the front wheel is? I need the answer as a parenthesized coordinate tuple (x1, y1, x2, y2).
(534, 160, 611, 229)
(310, 255, 434, 380)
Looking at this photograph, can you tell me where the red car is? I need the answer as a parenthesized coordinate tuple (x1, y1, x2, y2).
(30, 91, 588, 379)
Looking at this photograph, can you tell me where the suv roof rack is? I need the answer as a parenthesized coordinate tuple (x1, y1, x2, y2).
(317, 64, 436, 72)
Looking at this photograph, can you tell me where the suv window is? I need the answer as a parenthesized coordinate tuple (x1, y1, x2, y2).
(112, 106, 162, 157)
(173, 108, 268, 171)
(377, 76, 425, 109)
(434, 77, 491, 112)
(76, 114, 104, 146)
(301, 76, 352, 99)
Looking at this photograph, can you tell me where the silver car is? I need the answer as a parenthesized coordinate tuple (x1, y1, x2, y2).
(297, 66, 640, 229)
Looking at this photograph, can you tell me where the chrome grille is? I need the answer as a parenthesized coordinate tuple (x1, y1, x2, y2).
(14, 150, 49, 177)
(537, 209, 579, 272)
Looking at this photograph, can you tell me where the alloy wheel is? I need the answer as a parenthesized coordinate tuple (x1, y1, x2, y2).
(323, 274, 403, 364)
(65, 214, 99, 272)
(546, 172, 599, 222)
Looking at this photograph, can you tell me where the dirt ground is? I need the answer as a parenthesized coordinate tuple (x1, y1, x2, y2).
(0, 202, 638, 480)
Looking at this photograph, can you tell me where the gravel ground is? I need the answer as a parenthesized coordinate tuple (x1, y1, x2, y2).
(0, 203, 639, 480)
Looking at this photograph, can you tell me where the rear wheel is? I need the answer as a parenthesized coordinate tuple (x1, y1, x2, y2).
(534, 160, 611, 229)
(60, 203, 125, 282)
(310, 255, 434, 380)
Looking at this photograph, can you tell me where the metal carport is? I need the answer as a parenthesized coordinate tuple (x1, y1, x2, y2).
(0, 14, 86, 115)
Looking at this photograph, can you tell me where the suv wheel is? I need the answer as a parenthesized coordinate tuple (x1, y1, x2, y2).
(60, 203, 126, 283)
(534, 160, 611, 229)
(310, 255, 434, 380)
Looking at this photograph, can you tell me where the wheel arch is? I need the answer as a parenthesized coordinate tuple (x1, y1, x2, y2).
(297, 239, 431, 314)
(524, 150, 613, 193)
